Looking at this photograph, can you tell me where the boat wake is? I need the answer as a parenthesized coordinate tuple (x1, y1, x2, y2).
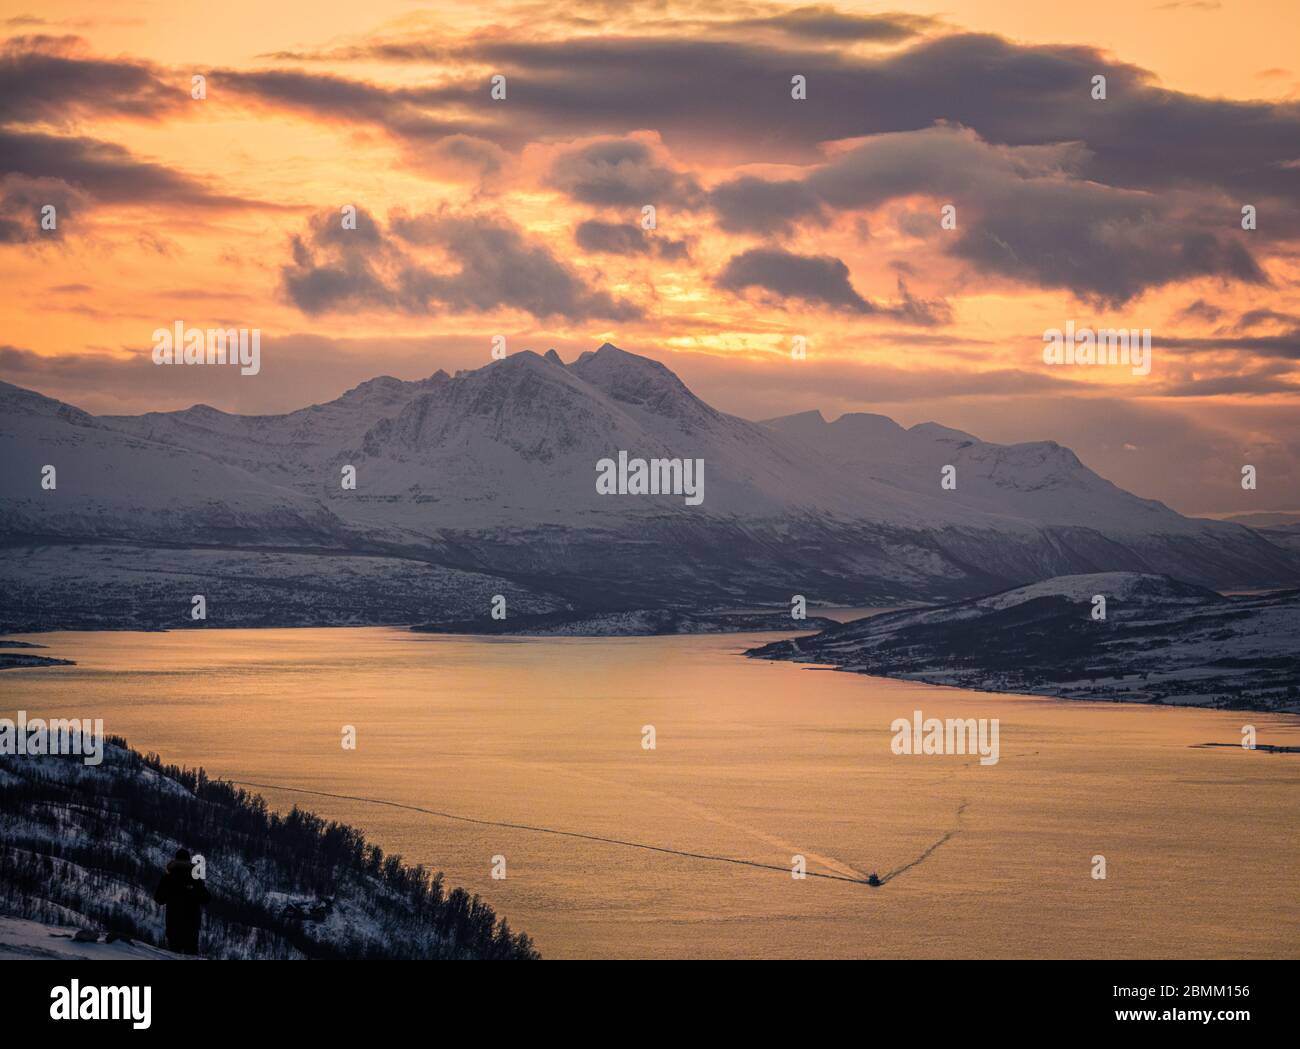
(231, 779, 874, 885)
(880, 800, 968, 884)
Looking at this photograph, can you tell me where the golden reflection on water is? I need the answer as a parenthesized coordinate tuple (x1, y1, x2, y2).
(4, 627, 1298, 959)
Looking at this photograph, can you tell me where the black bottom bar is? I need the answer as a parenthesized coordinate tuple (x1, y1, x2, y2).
(3, 959, 1293, 1037)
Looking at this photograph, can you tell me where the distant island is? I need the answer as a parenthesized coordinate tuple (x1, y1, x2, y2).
(0, 653, 74, 669)
(0, 639, 73, 670)
(749, 572, 1300, 714)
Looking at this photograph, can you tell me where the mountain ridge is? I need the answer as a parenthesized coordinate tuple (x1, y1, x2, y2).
(2, 345, 1297, 628)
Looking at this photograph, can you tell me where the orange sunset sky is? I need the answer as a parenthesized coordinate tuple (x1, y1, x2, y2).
(1, 0, 1297, 515)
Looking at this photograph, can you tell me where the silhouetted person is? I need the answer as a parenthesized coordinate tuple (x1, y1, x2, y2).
(153, 848, 210, 955)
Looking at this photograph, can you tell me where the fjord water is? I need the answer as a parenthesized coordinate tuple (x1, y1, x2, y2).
(5, 627, 1298, 959)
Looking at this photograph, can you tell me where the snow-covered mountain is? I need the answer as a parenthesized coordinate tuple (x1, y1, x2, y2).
(2, 344, 1296, 624)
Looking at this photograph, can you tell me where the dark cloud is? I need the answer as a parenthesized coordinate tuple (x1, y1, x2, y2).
(281, 208, 397, 314)
(223, 24, 1280, 304)
(210, 27, 1300, 217)
(717, 248, 870, 312)
(0, 173, 86, 242)
(0, 35, 181, 124)
(258, 41, 454, 63)
(0, 128, 279, 222)
(1155, 329, 1300, 361)
(716, 247, 948, 323)
(546, 137, 702, 208)
(392, 211, 642, 319)
(417, 30, 1293, 197)
(0, 36, 283, 223)
(1161, 372, 1298, 397)
(271, 7, 935, 57)
(213, 67, 502, 145)
(949, 186, 1266, 305)
(3, 19, 1296, 330)
(1154, 354, 1299, 398)
(709, 176, 825, 235)
(0, 39, 237, 229)
(890, 280, 953, 326)
(1175, 298, 1224, 324)
(712, 126, 1269, 303)
(1231, 308, 1300, 332)
(426, 36, 862, 158)
(736, 7, 937, 42)
(282, 207, 641, 322)
(574, 219, 689, 259)
(217, 67, 405, 118)
(148, 23, 1299, 228)
(416, 134, 508, 180)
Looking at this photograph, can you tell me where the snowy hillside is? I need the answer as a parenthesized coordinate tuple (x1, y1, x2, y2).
(1225, 512, 1300, 555)
(2, 344, 1297, 628)
(0, 737, 538, 960)
(0, 543, 566, 632)
(0, 916, 183, 960)
(0, 383, 346, 546)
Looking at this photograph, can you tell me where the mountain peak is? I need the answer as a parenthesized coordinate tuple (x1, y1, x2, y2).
(828, 412, 908, 439)
(340, 375, 403, 398)
(572, 341, 628, 365)
(492, 348, 550, 369)
(179, 403, 228, 418)
(569, 342, 712, 423)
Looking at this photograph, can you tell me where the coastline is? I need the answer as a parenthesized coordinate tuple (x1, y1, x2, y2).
(758, 658, 1300, 719)
(6, 614, 1299, 716)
